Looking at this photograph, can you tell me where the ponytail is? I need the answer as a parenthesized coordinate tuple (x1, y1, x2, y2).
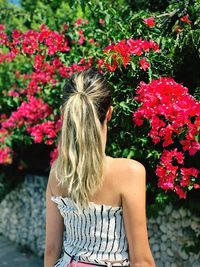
(53, 68, 111, 208)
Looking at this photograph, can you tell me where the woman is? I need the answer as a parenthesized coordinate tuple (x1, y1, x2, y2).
(44, 68, 156, 267)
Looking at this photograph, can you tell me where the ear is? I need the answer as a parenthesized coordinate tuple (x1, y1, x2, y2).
(106, 106, 113, 122)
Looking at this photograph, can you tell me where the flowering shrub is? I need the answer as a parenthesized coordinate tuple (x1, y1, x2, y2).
(0, 25, 161, 165)
(98, 38, 159, 72)
(0, 0, 199, 203)
(133, 77, 200, 198)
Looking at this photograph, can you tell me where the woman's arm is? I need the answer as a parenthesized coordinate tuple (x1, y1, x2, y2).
(121, 160, 156, 267)
(44, 168, 64, 267)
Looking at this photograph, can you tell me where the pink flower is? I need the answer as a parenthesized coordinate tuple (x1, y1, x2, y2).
(0, 24, 5, 31)
(99, 18, 105, 25)
(26, 120, 58, 144)
(2, 96, 53, 129)
(22, 29, 39, 54)
(0, 146, 13, 164)
(33, 54, 45, 70)
(50, 147, 58, 165)
(0, 31, 9, 45)
(139, 57, 150, 71)
(143, 17, 156, 27)
(78, 35, 85, 45)
(8, 90, 19, 97)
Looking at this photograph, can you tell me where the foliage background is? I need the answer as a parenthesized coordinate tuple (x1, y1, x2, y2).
(0, 0, 200, 220)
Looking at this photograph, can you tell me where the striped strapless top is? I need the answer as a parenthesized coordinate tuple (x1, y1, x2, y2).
(51, 195, 130, 266)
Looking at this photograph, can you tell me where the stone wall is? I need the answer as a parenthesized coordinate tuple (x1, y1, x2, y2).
(147, 205, 200, 267)
(0, 175, 199, 266)
(0, 175, 48, 257)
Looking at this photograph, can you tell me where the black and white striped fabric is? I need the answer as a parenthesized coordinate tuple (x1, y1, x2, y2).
(51, 196, 129, 267)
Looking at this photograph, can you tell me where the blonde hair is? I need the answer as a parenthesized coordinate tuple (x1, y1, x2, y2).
(53, 68, 112, 208)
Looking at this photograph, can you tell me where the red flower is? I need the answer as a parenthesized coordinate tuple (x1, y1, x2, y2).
(143, 17, 156, 27)
(78, 29, 83, 35)
(174, 185, 187, 199)
(175, 25, 183, 34)
(97, 58, 105, 70)
(133, 77, 200, 156)
(139, 57, 150, 71)
(89, 38, 95, 44)
(180, 14, 191, 24)
(105, 59, 117, 72)
(62, 23, 68, 31)
(75, 18, 82, 25)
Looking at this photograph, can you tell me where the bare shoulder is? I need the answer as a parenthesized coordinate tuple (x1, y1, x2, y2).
(106, 156, 146, 199)
(108, 156, 146, 182)
(109, 156, 145, 169)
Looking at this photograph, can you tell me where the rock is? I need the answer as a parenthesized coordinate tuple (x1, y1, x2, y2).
(172, 210, 181, 219)
(190, 261, 200, 267)
(153, 223, 159, 232)
(173, 220, 180, 229)
(148, 217, 156, 224)
(179, 208, 187, 217)
(161, 234, 168, 242)
(167, 223, 174, 231)
(160, 224, 167, 233)
(165, 204, 173, 214)
(167, 248, 174, 257)
(178, 249, 188, 260)
(187, 210, 191, 216)
(156, 216, 161, 224)
(191, 221, 198, 231)
(160, 243, 167, 251)
(149, 237, 155, 245)
(154, 251, 160, 259)
(152, 244, 159, 252)
(156, 260, 164, 267)
(182, 219, 191, 228)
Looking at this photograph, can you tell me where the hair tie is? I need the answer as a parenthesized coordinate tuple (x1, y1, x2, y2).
(77, 91, 88, 97)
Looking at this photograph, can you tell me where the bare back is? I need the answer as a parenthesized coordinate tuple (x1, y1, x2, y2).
(55, 156, 139, 208)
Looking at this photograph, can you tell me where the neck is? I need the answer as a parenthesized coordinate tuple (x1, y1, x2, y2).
(101, 121, 107, 155)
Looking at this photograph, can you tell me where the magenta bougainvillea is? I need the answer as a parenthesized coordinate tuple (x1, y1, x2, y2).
(133, 77, 200, 198)
(98, 38, 159, 72)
